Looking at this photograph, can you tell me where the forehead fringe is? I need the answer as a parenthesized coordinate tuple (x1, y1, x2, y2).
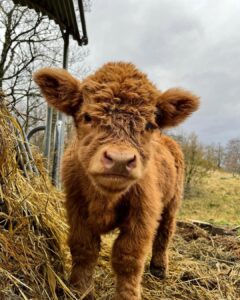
(82, 62, 160, 106)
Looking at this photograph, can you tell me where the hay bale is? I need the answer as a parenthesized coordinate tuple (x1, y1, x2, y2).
(0, 102, 74, 299)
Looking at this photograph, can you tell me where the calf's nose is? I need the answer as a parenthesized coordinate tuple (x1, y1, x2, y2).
(102, 150, 137, 174)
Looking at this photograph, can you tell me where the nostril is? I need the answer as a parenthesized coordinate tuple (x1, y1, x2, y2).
(126, 155, 137, 171)
(104, 151, 113, 162)
(102, 151, 114, 169)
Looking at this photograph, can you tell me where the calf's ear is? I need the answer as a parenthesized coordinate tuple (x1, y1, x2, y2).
(33, 68, 82, 116)
(156, 88, 199, 128)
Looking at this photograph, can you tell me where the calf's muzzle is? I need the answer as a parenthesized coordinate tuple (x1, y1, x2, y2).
(101, 150, 137, 176)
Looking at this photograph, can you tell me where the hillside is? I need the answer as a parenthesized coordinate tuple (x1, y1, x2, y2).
(180, 171, 240, 226)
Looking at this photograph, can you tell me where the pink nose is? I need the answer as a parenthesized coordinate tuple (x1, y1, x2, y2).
(101, 151, 137, 175)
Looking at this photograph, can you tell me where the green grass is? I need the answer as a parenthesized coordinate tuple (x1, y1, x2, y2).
(180, 171, 240, 226)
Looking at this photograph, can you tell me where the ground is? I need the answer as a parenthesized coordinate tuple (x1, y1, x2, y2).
(92, 171, 240, 299)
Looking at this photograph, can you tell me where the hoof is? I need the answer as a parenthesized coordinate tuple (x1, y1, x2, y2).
(149, 262, 167, 280)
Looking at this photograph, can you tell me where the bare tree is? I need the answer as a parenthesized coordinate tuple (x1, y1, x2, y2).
(173, 133, 212, 196)
(204, 143, 224, 169)
(0, 0, 63, 131)
(224, 139, 240, 176)
(215, 143, 224, 169)
(0, 0, 91, 137)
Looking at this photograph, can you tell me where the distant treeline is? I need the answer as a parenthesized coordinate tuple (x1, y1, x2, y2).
(172, 133, 240, 196)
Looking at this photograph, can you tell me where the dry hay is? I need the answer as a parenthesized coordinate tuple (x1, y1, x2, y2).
(0, 101, 72, 299)
(0, 101, 240, 300)
(96, 225, 240, 300)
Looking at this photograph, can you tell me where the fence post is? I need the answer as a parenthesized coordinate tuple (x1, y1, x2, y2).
(52, 30, 69, 187)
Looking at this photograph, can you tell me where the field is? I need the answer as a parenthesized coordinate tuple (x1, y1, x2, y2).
(180, 171, 240, 226)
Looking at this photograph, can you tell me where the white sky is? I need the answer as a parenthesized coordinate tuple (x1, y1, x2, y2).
(81, 0, 240, 145)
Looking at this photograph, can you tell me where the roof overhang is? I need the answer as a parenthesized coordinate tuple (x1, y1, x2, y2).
(12, 0, 88, 46)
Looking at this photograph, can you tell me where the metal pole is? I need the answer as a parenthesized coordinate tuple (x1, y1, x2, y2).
(15, 119, 39, 176)
(52, 30, 69, 187)
(78, 0, 88, 45)
(27, 125, 46, 141)
(22, 129, 39, 175)
(44, 106, 53, 168)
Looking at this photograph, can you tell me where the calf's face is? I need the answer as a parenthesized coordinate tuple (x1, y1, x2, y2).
(73, 94, 156, 194)
(34, 64, 199, 195)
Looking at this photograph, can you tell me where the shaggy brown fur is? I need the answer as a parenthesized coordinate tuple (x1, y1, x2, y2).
(34, 62, 199, 300)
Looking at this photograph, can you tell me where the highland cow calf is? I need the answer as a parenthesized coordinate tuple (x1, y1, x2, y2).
(34, 62, 199, 300)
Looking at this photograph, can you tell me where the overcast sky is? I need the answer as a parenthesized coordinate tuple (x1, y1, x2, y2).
(80, 0, 240, 145)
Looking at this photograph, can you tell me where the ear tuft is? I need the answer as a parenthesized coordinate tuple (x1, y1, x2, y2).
(33, 68, 82, 116)
(156, 88, 199, 128)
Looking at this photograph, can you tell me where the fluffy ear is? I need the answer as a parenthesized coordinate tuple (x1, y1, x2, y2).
(156, 88, 199, 128)
(33, 68, 82, 115)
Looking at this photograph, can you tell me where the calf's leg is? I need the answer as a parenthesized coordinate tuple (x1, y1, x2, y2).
(150, 197, 179, 279)
(111, 214, 158, 300)
(68, 221, 100, 300)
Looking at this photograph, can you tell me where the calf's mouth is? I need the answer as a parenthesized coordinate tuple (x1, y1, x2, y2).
(90, 172, 136, 194)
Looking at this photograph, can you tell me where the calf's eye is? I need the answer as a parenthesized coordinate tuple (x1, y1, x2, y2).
(83, 113, 92, 123)
(145, 122, 156, 131)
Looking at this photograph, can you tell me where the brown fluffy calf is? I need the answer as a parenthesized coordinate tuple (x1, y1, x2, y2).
(34, 62, 199, 300)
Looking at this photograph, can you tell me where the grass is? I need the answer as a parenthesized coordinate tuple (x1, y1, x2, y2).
(180, 171, 240, 226)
